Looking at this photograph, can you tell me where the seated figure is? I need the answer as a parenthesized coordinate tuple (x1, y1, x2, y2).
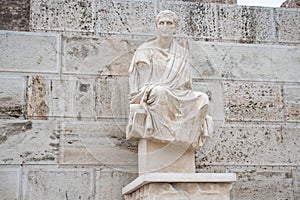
(126, 10, 212, 161)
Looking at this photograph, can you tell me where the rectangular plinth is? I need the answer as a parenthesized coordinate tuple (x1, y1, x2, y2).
(122, 173, 236, 195)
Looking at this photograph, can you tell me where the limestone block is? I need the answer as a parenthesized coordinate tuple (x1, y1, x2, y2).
(31, 0, 94, 32)
(196, 124, 300, 165)
(275, 8, 300, 43)
(0, 168, 21, 200)
(218, 5, 275, 43)
(63, 36, 142, 75)
(23, 167, 94, 200)
(49, 78, 95, 119)
(0, 76, 24, 119)
(189, 41, 300, 81)
(96, 0, 156, 34)
(228, 167, 294, 200)
(0, 120, 58, 164)
(161, 2, 218, 39)
(284, 85, 300, 122)
(26, 76, 50, 120)
(293, 169, 300, 199)
(223, 81, 284, 122)
(95, 77, 130, 118)
(95, 169, 137, 200)
(0, 31, 60, 73)
(59, 121, 137, 171)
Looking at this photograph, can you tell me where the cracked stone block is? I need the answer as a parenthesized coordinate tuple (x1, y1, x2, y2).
(223, 82, 284, 122)
(275, 8, 300, 43)
(161, 1, 218, 39)
(0, 120, 58, 164)
(0, 77, 24, 119)
(96, 0, 156, 34)
(229, 167, 294, 200)
(59, 121, 137, 171)
(218, 5, 275, 43)
(95, 169, 137, 200)
(96, 77, 130, 119)
(63, 35, 142, 75)
(189, 41, 300, 81)
(23, 168, 94, 200)
(0, 31, 59, 73)
(196, 125, 300, 165)
(31, 0, 94, 32)
(0, 168, 21, 200)
(284, 85, 300, 122)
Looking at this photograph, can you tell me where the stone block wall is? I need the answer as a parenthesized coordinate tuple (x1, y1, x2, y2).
(0, 0, 299, 199)
(0, 0, 30, 31)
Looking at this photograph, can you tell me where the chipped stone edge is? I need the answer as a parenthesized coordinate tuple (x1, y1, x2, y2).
(122, 172, 237, 195)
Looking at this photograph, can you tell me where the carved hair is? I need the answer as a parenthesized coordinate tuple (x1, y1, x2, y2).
(155, 10, 178, 28)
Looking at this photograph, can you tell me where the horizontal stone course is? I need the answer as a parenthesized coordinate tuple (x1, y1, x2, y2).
(196, 124, 300, 165)
(0, 31, 60, 73)
(0, 120, 58, 165)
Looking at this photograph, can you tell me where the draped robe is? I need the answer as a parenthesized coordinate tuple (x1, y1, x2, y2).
(126, 38, 212, 149)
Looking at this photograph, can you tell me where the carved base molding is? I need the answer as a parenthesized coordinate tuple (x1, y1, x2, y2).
(123, 173, 236, 200)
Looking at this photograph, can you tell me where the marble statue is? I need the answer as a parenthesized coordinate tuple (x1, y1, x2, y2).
(126, 10, 213, 150)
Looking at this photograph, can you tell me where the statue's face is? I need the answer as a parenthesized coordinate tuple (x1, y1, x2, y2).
(156, 15, 176, 38)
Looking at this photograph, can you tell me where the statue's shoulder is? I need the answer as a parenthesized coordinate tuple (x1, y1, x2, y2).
(137, 38, 156, 50)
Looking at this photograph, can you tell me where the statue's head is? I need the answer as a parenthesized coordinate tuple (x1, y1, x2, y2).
(155, 10, 178, 37)
(155, 10, 178, 28)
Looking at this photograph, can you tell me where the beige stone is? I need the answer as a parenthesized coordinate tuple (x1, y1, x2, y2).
(96, 169, 137, 200)
(23, 167, 94, 199)
(0, 168, 21, 200)
(223, 81, 284, 122)
(0, 31, 60, 73)
(59, 121, 137, 172)
(31, 0, 94, 32)
(0, 76, 24, 119)
(284, 85, 300, 122)
(196, 125, 300, 165)
(123, 173, 236, 199)
(0, 120, 58, 164)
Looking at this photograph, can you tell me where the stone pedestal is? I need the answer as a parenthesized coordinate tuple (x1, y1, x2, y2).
(138, 139, 196, 175)
(122, 173, 236, 200)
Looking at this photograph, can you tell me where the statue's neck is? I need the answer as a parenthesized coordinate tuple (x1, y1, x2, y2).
(156, 36, 173, 50)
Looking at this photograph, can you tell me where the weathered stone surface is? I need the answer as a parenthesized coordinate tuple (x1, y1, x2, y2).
(197, 125, 300, 165)
(31, 0, 94, 32)
(0, 168, 21, 200)
(23, 167, 94, 199)
(293, 169, 300, 199)
(284, 85, 300, 122)
(0, 76, 24, 119)
(275, 8, 300, 43)
(96, 0, 156, 34)
(96, 168, 137, 200)
(189, 41, 300, 81)
(96, 77, 129, 119)
(0, 31, 59, 73)
(0, 120, 58, 164)
(0, 0, 30, 31)
(218, 5, 275, 43)
(229, 167, 294, 200)
(124, 182, 233, 200)
(63, 36, 142, 75)
(223, 82, 284, 122)
(281, 0, 300, 8)
(26, 76, 50, 120)
(161, 2, 218, 39)
(59, 121, 137, 171)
